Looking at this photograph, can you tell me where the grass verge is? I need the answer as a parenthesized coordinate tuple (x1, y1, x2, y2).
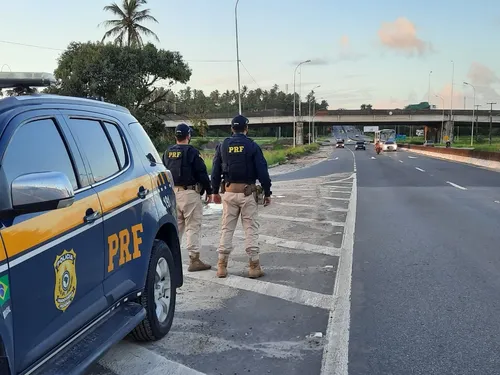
(202, 143, 320, 174)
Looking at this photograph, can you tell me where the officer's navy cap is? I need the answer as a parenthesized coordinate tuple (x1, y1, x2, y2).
(231, 115, 249, 129)
(175, 123, 192, 136)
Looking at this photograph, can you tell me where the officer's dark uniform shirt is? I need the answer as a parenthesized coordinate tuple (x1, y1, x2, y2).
(163, 144, 212, 195)
(211, 133, 272, 197)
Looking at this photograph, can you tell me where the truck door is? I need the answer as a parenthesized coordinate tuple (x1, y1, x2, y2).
(0, 111, 107, 372)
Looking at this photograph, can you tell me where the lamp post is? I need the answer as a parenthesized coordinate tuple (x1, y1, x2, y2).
(308, 85, 321, 144)
(428, 70, 432, 103)
(450, 60, 454, 139)
(293, 59, 311, 147)
(235, 0, 242, 115)
(463, 81, 476, 146)
(435, 94, 445, 143)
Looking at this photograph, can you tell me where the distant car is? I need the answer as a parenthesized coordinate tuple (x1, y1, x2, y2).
(336, 140, 345, 148)
(423, 140, 435, 147)
(382, 140, 398, 151)
(355, 141, 366, 150)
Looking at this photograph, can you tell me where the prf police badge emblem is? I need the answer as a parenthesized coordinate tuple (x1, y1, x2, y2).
(54, 250, 77, 312)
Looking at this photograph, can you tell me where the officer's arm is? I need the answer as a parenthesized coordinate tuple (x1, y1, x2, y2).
(253, 145, 272, 197)
(192, 148, 213, 195)
(211, 144, 223, 194)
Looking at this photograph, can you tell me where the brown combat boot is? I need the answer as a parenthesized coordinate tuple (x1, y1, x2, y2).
(216, 257, 228, 278)
(188, 253, 211, 272)
(248, 259, 264, 279)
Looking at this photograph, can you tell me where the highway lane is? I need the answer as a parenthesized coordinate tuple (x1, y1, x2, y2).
(349, 147, 500, 375)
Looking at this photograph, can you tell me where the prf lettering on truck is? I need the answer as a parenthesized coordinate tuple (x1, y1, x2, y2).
(228, 145, 244, 153)
(107, 223, 144, 272)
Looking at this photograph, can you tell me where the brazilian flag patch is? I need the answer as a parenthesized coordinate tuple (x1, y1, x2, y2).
(0, 275, 9, 307)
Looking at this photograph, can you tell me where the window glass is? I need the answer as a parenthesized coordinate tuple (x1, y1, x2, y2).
(128, 122, 161, 164)
(67, 118, 119, 183)
(3, 118, 78, 190)
(104, 122, 127, 168)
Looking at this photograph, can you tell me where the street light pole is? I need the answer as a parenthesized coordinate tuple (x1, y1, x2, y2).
(463, 82, 476, 147)
(428, 70, 432, 103)
(435, 94, 445, 143)
(293, 59, 311, 147)
(487, 102, 496, 145)
(475, 104, 481, 140)
(235, 0, 242, 115)
(450, 60, 454, 139)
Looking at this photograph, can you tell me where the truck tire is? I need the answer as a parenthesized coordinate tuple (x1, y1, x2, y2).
(131, 239, 177, 341)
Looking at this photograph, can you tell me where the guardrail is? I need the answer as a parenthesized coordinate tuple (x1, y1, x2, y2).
(399, 143, 500, 162)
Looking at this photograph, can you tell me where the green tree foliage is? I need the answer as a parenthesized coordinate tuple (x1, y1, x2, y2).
(47, 41, 191, 142)
(172, 84, 329, 116)
(100, 0, 159, 47)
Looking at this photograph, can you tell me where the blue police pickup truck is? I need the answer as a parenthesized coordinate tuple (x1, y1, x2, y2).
(0, 72, 183, 374)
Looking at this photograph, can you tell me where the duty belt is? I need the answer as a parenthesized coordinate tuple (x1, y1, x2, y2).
(225, 183, 257, 196)
(174, 185, 197, 191)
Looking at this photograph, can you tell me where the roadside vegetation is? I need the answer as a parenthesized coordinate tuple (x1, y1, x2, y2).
(405, 136, 500, 152)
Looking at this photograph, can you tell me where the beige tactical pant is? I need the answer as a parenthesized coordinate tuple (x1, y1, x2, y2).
(174, 188, 202, 256)
(218, 192, 260, 261)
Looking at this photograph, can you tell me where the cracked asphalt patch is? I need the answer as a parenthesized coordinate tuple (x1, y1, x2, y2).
(88, 168, 355, 375)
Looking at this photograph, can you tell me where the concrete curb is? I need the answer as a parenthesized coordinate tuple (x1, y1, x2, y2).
(402, 148, 500, 172)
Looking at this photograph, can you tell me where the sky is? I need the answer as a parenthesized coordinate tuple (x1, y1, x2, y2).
(1, 0, 500, 110)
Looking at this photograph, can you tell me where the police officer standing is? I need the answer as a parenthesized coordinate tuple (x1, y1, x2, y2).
(164, 123, 212, 272)
(211, 115, 272, 279)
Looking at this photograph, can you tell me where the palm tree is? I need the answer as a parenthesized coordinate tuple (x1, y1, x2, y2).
(100, 0, 159, 48)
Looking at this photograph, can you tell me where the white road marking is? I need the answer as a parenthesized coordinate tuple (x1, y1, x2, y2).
(234, 232, 341, 256)
(321, 174, 355, 184)
(408, 156, 418, 159)
(399, 160, 404, 163)
(415, 167, 425, 172)
(494, 200, 500, 204)
(260, 213, 345, 226)
(320, 170, 357, 375)
(371, 156, 376, 159)
(303, 195, 350, 201)
(274, 202, 348, 212)
(99, 341, 205, 375)
(183, 266, 332, 310)
(446, 181, 467, 190)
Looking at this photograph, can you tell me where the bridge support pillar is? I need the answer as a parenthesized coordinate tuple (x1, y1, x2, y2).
(296, 122, 304, 145)
(444, 120, 454, 142)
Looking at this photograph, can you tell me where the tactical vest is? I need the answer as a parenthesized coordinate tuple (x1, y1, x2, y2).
(221, 136, 254, 184)
(165, 145, 196, 186)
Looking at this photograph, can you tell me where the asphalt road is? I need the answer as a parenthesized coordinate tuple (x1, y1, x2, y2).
(350, 146, 500, 375)
(88, 142, 500, 375)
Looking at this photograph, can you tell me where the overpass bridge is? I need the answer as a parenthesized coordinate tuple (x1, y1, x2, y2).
(164, 108, 500, 128)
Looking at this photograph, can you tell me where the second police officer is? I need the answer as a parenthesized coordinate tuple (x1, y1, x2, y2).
(163, 123, 213, 272)
(211, 115, 272, 279)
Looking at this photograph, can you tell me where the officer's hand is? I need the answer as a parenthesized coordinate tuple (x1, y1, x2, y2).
(212, 194, 222, 204)
(264, 196, 271, 206)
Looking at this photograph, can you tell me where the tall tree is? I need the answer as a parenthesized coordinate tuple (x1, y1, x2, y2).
(100, 0, 159, 48)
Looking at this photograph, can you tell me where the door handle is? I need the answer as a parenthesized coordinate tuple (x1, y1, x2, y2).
(84, 209, 101, 223)
(138, 186, 149, 199)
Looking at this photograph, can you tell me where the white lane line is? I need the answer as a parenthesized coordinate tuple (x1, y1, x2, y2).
(370, 156, 376, 159)
(446, 181, 467, 190)
(408, 156, 418, 159)
(99, 341, 205, 375)
(303, 195, 350, 201)
(494, 200, 500, 204)
(234, 232, 341, 256)
(321, 174, 355, 184)
(415, 167, 425, 172)
(260, 213, 345, 226)
(274, 202, 348, 212)
(183, 266, 332, 310)
(399, 160, 404, 163)
(320, 171, 357, 375)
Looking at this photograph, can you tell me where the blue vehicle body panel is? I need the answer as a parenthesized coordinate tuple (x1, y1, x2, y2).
(0, 95, 181, 374)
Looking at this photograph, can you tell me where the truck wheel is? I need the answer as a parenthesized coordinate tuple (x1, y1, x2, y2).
(131, 239, 176, 341)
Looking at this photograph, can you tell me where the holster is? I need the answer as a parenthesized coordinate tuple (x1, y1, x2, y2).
(243, 184, 255, 197)
(220, 180, 226, 194)
(253, 185, 264, 204)
(195, 183, 202, 194)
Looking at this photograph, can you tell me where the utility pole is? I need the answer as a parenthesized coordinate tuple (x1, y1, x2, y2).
(474, 104, 481, 140)
(487, 102, 496, 145)
(234, 0, 242, 115)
